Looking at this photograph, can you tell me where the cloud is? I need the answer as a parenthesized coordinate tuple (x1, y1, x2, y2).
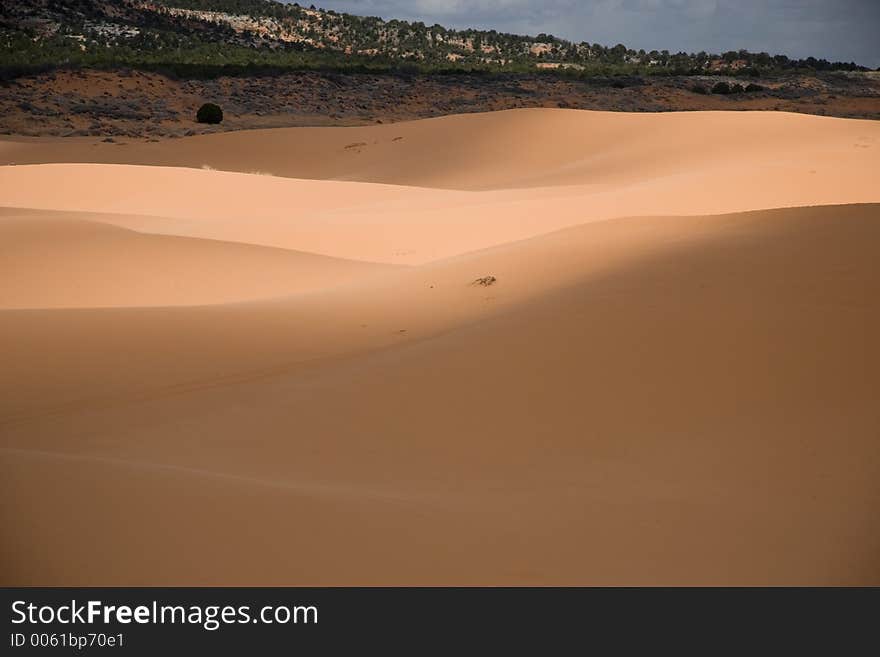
(298, 0, 880, 67)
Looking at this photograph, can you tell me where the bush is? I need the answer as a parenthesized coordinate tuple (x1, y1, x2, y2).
(690, 83, 708, 95)
(196, 102, 223, 124)
(745, 83, 765, 92)
(711, 81, 731, 94)
(729, 83, 745, 93)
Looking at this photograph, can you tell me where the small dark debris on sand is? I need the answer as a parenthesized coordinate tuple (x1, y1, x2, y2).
(472, 276, 497, 287)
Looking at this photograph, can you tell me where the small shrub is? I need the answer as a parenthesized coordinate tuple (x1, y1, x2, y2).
(730, 83, 745, 93)
(196, 102, 223, 124)
(711, 81, 731, 95)
(745, 83, 765, 93)
(690, 83, 709, 95)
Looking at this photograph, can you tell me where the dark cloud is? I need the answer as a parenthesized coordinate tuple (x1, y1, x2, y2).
(293, 0, 880, 67)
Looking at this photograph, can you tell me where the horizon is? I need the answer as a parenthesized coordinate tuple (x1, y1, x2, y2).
(297, 0, 880, 69)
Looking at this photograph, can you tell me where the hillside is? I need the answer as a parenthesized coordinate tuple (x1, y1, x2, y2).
(1, 0, 870, 77)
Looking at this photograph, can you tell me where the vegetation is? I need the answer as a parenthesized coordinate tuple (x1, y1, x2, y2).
(196, 102, 223, 123)
(0, 0, 871, 80)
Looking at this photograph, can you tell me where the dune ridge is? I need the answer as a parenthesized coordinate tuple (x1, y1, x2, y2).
(2, 109, 879, 190)
(1, 109, 879, 585)
(1, 152, 879, 264)
(0, 212, 395, 308)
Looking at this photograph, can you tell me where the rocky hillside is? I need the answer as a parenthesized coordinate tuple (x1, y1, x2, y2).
(1, 0, 869, 77)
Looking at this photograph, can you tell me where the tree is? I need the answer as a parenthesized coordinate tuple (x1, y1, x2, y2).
(196, 102, 223, 124)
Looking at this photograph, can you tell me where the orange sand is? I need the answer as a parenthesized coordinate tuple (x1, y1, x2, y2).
(1, 109, 879, 585)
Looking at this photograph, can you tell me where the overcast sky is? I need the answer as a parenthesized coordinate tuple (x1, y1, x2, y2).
(296, 1, 880, 68)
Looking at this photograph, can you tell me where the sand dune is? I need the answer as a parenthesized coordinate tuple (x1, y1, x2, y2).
(1, 150, 879, 264)
(2, 109, 879, 190)
(0, 210, 394, 308)
(1, 109, 879, 585)
(3, 204, 880, 585)
(1, 110, 878, 264)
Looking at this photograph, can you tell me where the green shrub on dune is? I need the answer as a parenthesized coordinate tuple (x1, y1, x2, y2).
(196, 103, 223, 124)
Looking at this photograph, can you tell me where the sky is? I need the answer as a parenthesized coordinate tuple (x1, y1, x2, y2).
(293, 1, 880, 68)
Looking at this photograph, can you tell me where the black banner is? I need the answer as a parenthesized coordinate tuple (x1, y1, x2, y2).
(2, 588, 876, 653)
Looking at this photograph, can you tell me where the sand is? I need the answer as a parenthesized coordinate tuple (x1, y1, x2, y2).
(1, 109, 879, 585)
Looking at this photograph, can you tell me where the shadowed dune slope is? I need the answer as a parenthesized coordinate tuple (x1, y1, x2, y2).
(1, 108, 879, 190)
(0, 210, 395, 308)
(2, 204, 879, 585)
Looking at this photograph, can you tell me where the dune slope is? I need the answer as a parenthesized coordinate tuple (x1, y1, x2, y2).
(2, 204, 879, 585)
(0, 210, 394, 308)
(1, 152, 879, 265)
(2, 109, 879, 190)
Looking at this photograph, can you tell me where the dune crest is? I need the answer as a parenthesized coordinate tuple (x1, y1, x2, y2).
(0, 212, 394, 308)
